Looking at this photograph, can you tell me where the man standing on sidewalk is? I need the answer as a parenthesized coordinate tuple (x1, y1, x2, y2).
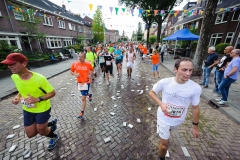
(0, 53, 59, 151)
(216, 49, 240, 105)
(213, 46, 233, 96)
(200, 46, 218, 88)
(149, 58, 202, 160)
(160, 43, 167, 63)
(70, 52, 93, 119)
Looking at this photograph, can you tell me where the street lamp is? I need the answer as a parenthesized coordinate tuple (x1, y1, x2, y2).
(103, 18, 111, 45)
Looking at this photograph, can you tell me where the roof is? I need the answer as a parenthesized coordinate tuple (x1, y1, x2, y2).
(13, 0, 87, 25)
(172, 0, 240, 28)
(163, 28, 199, 40)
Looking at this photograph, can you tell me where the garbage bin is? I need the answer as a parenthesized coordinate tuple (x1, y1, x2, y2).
(186, 47, 191, 57)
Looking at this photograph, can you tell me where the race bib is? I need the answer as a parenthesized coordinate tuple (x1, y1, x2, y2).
(78, 83, 88, 91)
(106, 61, 111, 66)
(21, 99, 35, 108)
(165, 102, 185, 118)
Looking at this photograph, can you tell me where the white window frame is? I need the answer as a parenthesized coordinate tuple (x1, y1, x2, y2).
(209, 33, 223, 46)
(68, 23, 72, 30)
(43, 16, 53, 26)
(78, 25, 83, 32)
(225, 32, 234, 43)
(215, 12, 229, 24)
(46, 38, 62, 48)
(13, 10, 24, 21)
(232, 10, 240, 21)
(58, 20, 65, 29)
(72, 24, 76, 31)
(63, 39, 72, 47)
(0, 36, 22, 50)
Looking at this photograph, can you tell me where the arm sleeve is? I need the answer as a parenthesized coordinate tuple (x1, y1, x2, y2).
(40, 76, 54, 93)
(191, 86, 202, 106)
(152, 79, 165, 94)
(70, 62, 76, 72)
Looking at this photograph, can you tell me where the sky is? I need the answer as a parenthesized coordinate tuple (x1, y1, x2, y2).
(49, 0, 190, 37)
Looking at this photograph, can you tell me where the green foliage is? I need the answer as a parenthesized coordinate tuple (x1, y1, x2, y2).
(77, 36, 86, 44)
(92, 7, 104, 43)
(216, 43, 230, 54)
(0, 40, 17, 70)
(149, 35, 157, 44)
(66, 44, 84, 52)
(190, 41, 198, 51)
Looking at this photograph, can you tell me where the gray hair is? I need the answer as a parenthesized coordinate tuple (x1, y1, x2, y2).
(234, 49, 240, 54)
(208, 46, 216, 51)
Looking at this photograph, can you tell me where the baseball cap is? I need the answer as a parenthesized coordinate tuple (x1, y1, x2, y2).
(0, 53, 28, 65)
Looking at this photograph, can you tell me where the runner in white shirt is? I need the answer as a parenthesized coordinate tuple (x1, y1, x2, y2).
(149, 58, 202, 160)
(126, 47, 136, 78)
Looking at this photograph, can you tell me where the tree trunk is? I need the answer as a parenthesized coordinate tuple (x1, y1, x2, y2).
(146, 25, 150, 47)
(192, 0, 218, 76)
(157, 17, 163, 43)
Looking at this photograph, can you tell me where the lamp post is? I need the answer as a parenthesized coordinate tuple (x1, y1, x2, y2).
(103, 18, 111, 45)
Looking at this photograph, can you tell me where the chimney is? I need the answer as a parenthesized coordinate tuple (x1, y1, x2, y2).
(62, 4, 66, 10)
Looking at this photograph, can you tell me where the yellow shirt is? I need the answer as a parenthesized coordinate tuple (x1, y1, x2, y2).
(11, 72, 54, 113)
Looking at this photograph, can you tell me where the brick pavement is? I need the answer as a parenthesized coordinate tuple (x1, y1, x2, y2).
(0, 56, 240, 159)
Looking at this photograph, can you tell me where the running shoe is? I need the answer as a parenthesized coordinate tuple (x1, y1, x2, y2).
(47, 134, 59, 151)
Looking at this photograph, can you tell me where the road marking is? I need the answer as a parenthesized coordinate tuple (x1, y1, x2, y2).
(181, 146, 190, 157)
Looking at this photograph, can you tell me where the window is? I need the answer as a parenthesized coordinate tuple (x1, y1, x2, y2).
(195, 21, 199, 29)
(43, 16, 53, 26)
(46, 38, 62, 48)
(232, 10, 240, 21)
(72, 24, 76, 31)
(217, 0, 223, 4)
(58, 20, 65, 29)
(225, 32, 234, 43)
(63, 39, 72, 47)
(68, 23, 72, 30)
(215, 12, 229, 24)
(0, 36, 21, 50)
(13, 10, 24, 21)
(78, 26, 83, 32)
(209, 33, 223, 46)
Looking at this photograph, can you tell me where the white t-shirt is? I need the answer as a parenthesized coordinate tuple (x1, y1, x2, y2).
(127, 51, 134, 62)
(152, 77, 202, 126)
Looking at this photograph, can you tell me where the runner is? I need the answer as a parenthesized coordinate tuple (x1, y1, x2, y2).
(142, 44, 148, 62)
(86, 47, 98, 81)
(150, 49, 160, 78)
(114, 45, 123, 75)
(104, 48, 114, 85)
(97, 46, 106, 78)
(126, 47, 136, 78)
(70, 52, 93, 120)
(0, 53, 59, 151)
(149, 58, 202, 160)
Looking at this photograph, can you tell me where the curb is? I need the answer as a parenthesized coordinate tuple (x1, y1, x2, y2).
(161, 63, 240, 125)
(0, 68, 70, 101)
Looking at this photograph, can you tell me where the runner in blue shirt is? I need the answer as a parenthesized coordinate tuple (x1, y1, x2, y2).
(114, 45, 123, 75)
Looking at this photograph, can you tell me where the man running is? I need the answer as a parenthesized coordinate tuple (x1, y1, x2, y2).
(104, 48, 114, 85)
(0, 53, 59, 151)
(70, 52, 93, 119)
(149, 58, 202, 160)
(86, 47, 97, 81)
(126, 47, 136, 78)
(97, 46, 106, 78)
(114, 45, 123, 75)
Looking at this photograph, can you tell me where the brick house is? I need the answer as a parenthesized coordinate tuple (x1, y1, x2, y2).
(0, 0, 93, 53)
(170, 0, 240, 49)
(107, 29, 120, 43)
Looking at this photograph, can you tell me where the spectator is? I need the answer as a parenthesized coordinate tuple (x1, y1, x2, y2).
(160, 43, 167, 63)
(213, 46, 233, 96)
(216, 49, 240, 105)
(200, 46, 218, 88)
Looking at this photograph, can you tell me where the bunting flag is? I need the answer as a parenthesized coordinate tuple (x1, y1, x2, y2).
(154, 10, 158, 16)
(115, 8, 119, 15)
(219, 8, 224, 12)
(122, 8, 125, 12)
(160, 10, 165, 15)
(89, 4, 93, 11)
(109, 7, 113, 14)
(146, 10, 150, 13)
(131, 9, 134, 15)
(139, 9, 143, 16)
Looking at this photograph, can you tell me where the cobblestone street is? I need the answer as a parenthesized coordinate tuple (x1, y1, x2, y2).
(0, 57, 240, 160)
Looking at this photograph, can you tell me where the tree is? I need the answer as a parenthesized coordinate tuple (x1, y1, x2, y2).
(119, 0, 182, 43)
(92, 7, 104, 43)
(149, 35, 157, 44)
(192, 0, 219, 75)
(137, 22, 143, 41)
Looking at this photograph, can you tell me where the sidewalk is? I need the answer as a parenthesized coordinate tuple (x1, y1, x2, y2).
(0, 59, 76, 100)
(161, 56, 240, 124)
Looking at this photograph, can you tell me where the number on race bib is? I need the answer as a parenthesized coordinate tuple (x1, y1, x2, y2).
(165, 102, 185, 118)
(78, 83, 88, 91)
(21, 99, 36, 108)
(106, 61, 111, 66)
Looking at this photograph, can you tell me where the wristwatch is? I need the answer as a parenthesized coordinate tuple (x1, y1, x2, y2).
(192, 122, 199, 125)
(39, 96, 44, 102)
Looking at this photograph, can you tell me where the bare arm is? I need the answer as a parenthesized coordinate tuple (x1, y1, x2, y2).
(25, 90, 56, 104)
(149, 89, 168, 114)
(225, 66, 239, 77)
(208, 60, 219, 68)
(191, 105, 200, 138)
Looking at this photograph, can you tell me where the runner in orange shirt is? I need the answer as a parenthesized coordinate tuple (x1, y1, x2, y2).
(142, 44, 148, 62)
(70, 52, 93, 120)
(150, 49, 160, 78)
